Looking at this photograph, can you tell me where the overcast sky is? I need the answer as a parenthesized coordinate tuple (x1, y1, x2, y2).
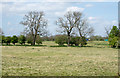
(1, 1, 118, 37)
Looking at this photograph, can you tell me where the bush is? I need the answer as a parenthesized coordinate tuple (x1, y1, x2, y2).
(80, 37, 87, 47)
(70, 37, 80, 46)
(18, 35, 26, 45)
(27, 39, 32, 45)
(55, 35, 67, 46)
(2, 36, 5, 44)
(5, 36, 11, 45)
(36, 36, 42, 45)
(70, 37, 87, 47)
(11, 35, 18, 45)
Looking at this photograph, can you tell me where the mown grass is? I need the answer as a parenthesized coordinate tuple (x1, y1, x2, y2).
(2, 41, 118, 76)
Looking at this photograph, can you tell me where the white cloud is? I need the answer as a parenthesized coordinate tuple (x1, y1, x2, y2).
(88, 16, 99, 24)
(88, 17, 97, 20)
(85, 4, 94, 7)
(2, 2, 68, 16)
(66, 7, 84, 12)
(55, 6, 85, 17)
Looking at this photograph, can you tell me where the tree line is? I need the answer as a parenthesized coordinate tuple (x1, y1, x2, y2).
(1, 35, 42, 45)
(1, 11, 120, 48)
(1, 34, 108, 46)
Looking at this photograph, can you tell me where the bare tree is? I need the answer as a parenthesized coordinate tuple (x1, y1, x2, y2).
(104, 26, 111, 38)
(76, 19, 94, 38)
(20, 11, 47, 45)
(56, 11, 82, 46)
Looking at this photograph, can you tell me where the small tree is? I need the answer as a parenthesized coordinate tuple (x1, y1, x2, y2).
(11, 35, 18, 45)
(80, 37, 87, 47)
(18, 35, 26, 45)
(55, 35, 67, 46)
(5, 36, 11, 45)
(36, 35, 42, 45)
(2, 36, 5, 45)
(108, 26, 119, 48)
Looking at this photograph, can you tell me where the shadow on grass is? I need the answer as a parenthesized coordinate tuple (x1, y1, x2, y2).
(50, 45, 95, 48)
(2, 44, 47, 47)
(81, 45, 107, 48)
(95, 43, 109, 46)
(50, 45, 67, 47)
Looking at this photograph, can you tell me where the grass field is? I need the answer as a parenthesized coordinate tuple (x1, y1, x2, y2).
(2, 41, 118, 76)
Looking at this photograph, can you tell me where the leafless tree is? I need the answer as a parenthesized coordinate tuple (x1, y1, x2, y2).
(76, 19, 94, 38)
(20, 11, 47, 45)
(56, 11, 82, 46)
(56, 11, 94, 46)
(104, 26, 111, 38)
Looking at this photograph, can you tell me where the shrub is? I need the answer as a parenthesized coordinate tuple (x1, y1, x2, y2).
(18, 35, 26, 45)
(80, 37, 87, 47)
(69, 36, 87, 47)
(36, 36, 42, 45)
(2, 36, 5, 44)
(55, 35, 67, 46)
(70, 37, 80, 46)
(27, 39, 32, 45)
(5, 36, 11, 45)
(11, 35, 18, 45)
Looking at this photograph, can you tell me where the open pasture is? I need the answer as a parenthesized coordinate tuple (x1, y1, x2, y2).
(2, 41, 118, 76)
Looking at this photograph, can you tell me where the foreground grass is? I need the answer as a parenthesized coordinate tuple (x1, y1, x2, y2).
(2, 41, 118, 76)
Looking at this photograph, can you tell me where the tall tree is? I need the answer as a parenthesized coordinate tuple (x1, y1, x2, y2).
(56, 11, 82, 46)
(20, 11, 47, 45)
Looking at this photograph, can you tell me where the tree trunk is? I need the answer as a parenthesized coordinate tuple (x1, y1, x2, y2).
(32, 41, 35, 45)
(32, 36, 36, 45)
(67, 33, 70, 46)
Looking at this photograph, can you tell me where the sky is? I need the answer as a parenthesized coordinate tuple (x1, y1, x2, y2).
(0, 1, 119, 37)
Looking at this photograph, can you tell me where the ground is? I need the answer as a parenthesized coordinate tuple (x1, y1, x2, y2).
(2, 41, 118, 76)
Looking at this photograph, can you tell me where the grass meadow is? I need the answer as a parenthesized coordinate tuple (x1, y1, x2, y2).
(2, 41, 118, 76)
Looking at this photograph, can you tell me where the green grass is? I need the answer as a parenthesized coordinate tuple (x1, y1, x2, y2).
(2, 41, 118, 76)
